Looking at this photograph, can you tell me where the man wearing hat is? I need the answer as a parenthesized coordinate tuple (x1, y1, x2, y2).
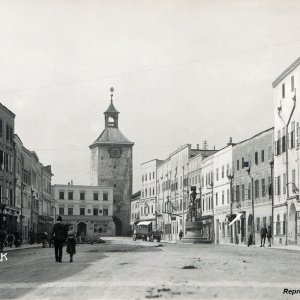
(51, 216, 67, 262)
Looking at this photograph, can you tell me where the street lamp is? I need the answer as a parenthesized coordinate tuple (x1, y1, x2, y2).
(245, 167, 255, 245)
(269, 159, 274, 245)
(227, 173, 234, 243)
(207, 182, 214, 243)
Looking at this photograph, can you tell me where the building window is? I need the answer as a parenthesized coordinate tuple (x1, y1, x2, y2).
(236, 185, 240, 202)
(80, 208, 85, 215)
(255, 180, 259, 198)
(103, 209, 108, 216)
(291, 75, 295, 91)
(276, 214, 280, 235)
(103, 193, 108, 201)
(241, 184, 245, 201)
(93, 208, 98, 216)
(227, 189, 229, 204)
(282, 128, 286, 153)
(222, 166, 224, 178)
(222, 190, 224, 205)
(114, 184, 117, 188)
(215, 192, 218, 206)
(283, 174, 286, 194)
(261, 150, 264, 163)
(292, 169, 296, 187)
(248, 183, 251, 200)
(261, 179, 266, 197)
(87, 209, 91, 214)
(59, 207, 64, 215)
(153, 172, 155, 179)
(68, 207, 73, 215)
(59, 191, 64, 200)
(68, 192, 73, 200)
(256, 217, 260, 232)
(282, 83, 285, 98)
(94, 193, 98, 201)
(237, 160, 239, 171)
(255, 152, 258, 165)
(142, 175, 144, 182)
(275, 176, 281, 195)
(6, 124, 9, 141)
(80, 192, 85, 200)
(290, 121, 295, 148)
(216, 168, 219, 181)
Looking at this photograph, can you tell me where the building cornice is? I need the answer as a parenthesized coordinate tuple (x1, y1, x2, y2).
(272, 57, 300, 88)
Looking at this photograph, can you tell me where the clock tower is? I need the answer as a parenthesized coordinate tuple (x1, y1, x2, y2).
(90, 88, 134, 236)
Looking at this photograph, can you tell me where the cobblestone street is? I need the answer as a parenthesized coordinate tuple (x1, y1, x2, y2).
(0, 237, 299, 299)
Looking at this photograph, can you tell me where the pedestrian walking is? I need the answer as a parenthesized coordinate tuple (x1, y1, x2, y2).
(267, 225, 272, 247)
(179, 229, 183, 240)
(66, 229, 76, 263)
(0, 225, 7, 251)
(52, 216, 67, 263)
(28, 229, 34, 245)
(260, 226, 267, 247)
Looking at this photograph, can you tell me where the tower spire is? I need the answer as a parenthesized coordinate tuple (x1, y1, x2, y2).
(110, 87, 114, 103)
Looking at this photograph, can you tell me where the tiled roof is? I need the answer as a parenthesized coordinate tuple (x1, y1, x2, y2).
(90, 127, 134, 148)
(104, 101, 119, 114)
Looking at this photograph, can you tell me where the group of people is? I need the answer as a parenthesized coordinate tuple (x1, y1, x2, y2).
(260, 225, 272, 247)
(0, 225, 22, 250)
(51, 216, 76, 263)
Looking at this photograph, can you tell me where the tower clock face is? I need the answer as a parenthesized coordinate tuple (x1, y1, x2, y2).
(110, 148, 121, 158)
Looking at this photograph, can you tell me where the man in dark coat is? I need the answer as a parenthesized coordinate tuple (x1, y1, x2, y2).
(52, 216, 67, 262)
(260, 226, 267, 247)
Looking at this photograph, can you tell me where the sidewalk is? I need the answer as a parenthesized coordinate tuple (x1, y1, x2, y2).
(2, 243, 42, 252)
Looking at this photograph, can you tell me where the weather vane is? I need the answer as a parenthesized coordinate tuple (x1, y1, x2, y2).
(110, 87, 114, 102)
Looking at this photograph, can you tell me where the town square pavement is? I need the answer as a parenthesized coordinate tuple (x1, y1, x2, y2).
(0, 237, 299, 300)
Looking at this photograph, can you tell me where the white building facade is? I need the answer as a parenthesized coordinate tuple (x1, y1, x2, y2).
(273, 57, 300, 245)
(52, 184, 114, 238)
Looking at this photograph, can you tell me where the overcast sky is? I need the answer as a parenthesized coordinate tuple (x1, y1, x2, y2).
(1, 0, 300, 192)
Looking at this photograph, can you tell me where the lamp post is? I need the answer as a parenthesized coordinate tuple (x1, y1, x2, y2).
(246, 168, 255, 245)
(269, 159, 274, 245)
(227, 173, 234, 243)
(20, 183, 25, 239)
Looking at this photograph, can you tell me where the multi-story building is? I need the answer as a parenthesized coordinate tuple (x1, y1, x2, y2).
(273, 57, 300, 245)
(231, 128, 274, 245)
(199, 154, 214, 241)
(14, 135, 54, 240)
(156, 144, 215, 242)
(130, 190, 141, 226)
(213, 141, 234, 244)
(52, 184, 114, 237)
(139, 159, 161, 230)
(0, 103, 16, 233)
(90, 90, 134, 236)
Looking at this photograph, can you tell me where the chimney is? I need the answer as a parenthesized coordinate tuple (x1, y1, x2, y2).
(68, 182, 70, 185)
(227, 137, 233, 146)
(202, 140, 208, 150)
(197, 144, 199, 150)
(71, 180, 73, 185)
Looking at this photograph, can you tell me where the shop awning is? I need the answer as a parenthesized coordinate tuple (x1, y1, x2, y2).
(138, 221, 152, 226)
(229, 213, 243, 226)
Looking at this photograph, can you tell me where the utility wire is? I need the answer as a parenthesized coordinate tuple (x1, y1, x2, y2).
(0, 39, 300, 96)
